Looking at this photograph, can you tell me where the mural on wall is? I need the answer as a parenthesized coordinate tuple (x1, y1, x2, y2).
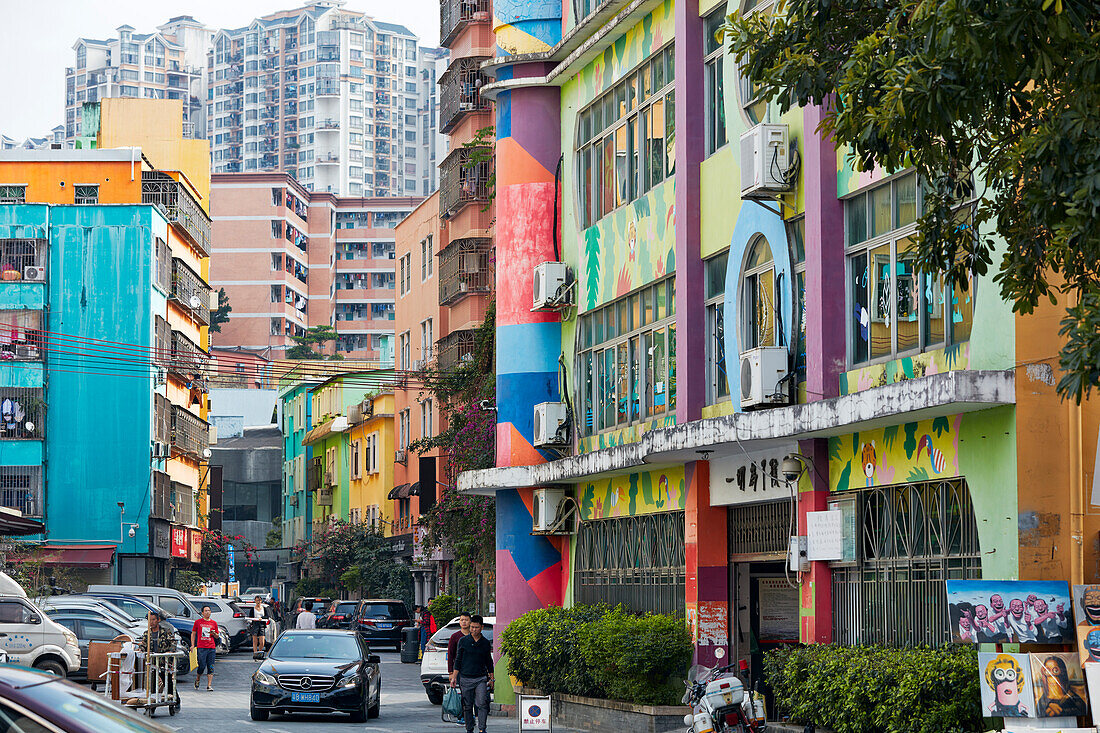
(836, 146, 890, 198)
(829, 414, 963, 491)
(578, 414, 677, 453)
(579, 465, 686, 520)
(839, 343, 971, 396)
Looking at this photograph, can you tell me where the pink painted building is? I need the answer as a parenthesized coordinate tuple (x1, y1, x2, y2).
(209, 171, 419, 360)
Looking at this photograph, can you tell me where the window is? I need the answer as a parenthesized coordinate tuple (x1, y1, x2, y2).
(705, 252, 729, 403)
(0, 186, 26, 204)
(0, 601, 34, 624)
(421, 399, 433, 439)
(741, 236, 776, 349)
(351, 440, 361, 478)
(736, 0, 777, 124)
(576, 45, 676, 228)
(399, 253, 412, 293)
(846, 172, 970, 365)
(74, 185, 98, 205)
(420, 318, 433, 360)
(703, 7, 728, 155)
(399, 331, 410, 369)
(421, 235, 433, 280)
(399, 409, 410, 448)
(790, 217, 807, 381)
(575, 277, 676, 435)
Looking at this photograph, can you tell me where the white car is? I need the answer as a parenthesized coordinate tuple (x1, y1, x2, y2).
(242, 587, 271, 602)
(420, 616, 495, 704)
(188, 596, 248, 651)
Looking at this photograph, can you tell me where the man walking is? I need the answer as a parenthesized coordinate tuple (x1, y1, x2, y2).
(449, 615, 493, 733)
(296, 600, 317, 629)
(447, 612, 472, 726)
(191, 605, 218, 691)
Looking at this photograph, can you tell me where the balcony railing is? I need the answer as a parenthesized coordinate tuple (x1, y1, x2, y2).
(0, 466, 42, 518)
(151, 470, 172, 520)
(155, 394, 171, 444)
(440, 146, 493, 219)
(0, 388, 44, 440)
(316, 80, 340, 96)
(0, 310, 44, 361)
(141, 172, 211, 256)
(436, 328, 478, 372)
(308, 457, 323, 491)
(0, 239, 46, 281)
(169, 330, 208, 379)
(439, 57, 491, 133)
(170, 405, 209, 458)
(441, 0, 491, 46)
(439, 238, 493, 305)
(171, 258, 212, 326)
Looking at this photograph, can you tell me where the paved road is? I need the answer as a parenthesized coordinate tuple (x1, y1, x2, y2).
(148, 649, 562, 733)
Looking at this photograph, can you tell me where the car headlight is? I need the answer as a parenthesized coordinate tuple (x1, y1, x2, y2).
(339, 674, 362, 688)
(62, 630, 78, 648)
(253, 669, 277, 686)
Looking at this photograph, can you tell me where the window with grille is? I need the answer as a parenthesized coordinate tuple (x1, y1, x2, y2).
(74, 185, 98, 205)
(832, 478, 981, 647)
(0, 187, 26, 205)
(0, 466, 42, 517)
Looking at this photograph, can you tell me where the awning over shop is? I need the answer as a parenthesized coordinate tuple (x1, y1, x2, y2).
(408, 482, 421, 496)
(18, 544, 116, 569)
(458, 369, 1016, 494)
(0, 508, 43, 536)
(388, 483, 413, 500)
(302, 418, 339, 446)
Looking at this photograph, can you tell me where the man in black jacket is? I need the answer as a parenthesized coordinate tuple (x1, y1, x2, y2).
(449, 615, 494, 733)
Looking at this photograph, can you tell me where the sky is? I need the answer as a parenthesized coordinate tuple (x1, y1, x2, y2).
(0, 0, 441, 140)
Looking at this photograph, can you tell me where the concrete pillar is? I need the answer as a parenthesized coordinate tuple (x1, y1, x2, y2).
(797, 438, 832, 643)
(684, 460, 728, 665)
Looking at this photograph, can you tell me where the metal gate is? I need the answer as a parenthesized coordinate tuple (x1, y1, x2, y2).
(832, 478, 981, 646)
(575, 511, 685, 615)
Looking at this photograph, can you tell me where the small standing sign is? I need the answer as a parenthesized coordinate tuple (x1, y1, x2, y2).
(518, 694, 552, 731)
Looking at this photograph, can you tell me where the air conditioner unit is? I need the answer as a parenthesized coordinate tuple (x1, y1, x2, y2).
(347, 404, 362, 424)
(739, 346, 789, 409)
(14, 345, 32, 358)
(740, 123, 792, 200)
(533, 401, 569, 448)
(152, 441, 170, 459)
(532, 487, 566, 532)
(360, 398, 373, 418)
(209, 289, 220, 310)
(22, 266, 45, 282)
(411, 359, 424, 370)
(290, 494, 299, 508)
(532, 262, 568, 310)
(395, 449, 407, 464)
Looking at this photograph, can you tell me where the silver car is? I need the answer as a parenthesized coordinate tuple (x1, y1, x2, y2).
(188, 596, 248, 651)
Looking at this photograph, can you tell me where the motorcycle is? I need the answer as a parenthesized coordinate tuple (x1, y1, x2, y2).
(681, 660, 766, 733)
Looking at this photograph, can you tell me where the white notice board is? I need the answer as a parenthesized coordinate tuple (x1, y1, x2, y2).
(806, 510, 844, 561)
(519, 695, 552, 731)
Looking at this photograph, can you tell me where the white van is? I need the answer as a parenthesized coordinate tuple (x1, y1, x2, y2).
(0, 572, 80, 676)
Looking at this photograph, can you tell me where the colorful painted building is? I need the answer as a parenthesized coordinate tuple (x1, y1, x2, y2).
(456, 0, 1100, 703)
(0, 98, 213, 585)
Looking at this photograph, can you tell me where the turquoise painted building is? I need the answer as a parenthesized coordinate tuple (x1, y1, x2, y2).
(279, 381, 316, 551)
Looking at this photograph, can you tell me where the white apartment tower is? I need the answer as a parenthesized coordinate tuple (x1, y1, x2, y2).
(207, 2, 438, 197)
(65, 17, 213, 141)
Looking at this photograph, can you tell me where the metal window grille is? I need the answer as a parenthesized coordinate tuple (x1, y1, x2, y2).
(441, 0, 490, 45)
(151, 471, 172, 520)
(439, 57, 491, 133)
(0, 388, 43, 440)
(439, 238, 492, 305)
(435, 328, 477, 372)
(0, 240, 44, 277)
(170, 405, 209, 458)
(74, 185, 99, 205)
(154, 317, 171, 369)
(832, 478, 981, 647)
(0, 310, 43, 361)
(141, 172, 211, 255)
(728, 500, 792, 558)
(575, 511, 686, 616)
(169, 330, 208, 379)
(0, 187, 26, 204)
(440, 146, 493, 219)
(171, 481, 197, 526)
(171, 258, 212, 326)
(154, 394, 171, 444)
(154, 238, 170, 292)
(0, 466, 42, 517)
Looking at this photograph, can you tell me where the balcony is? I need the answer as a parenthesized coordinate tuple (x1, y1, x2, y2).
(441, 0, 491, 46)
(141, 172, 211, 256)
(0, 310, 44, 361)
(171, 481, 197, 526)
(317, 153, 340, 165)
(439, 57, 491, 133)
(436, 328, 478, 372)
(439, 238, 492, 305)
(316, 80, 340, 97)
(0, 388, 44, 440)
(0, 239, 46, 281)
(170, 405, 209, 459)
(169, 330, 208, 379)
(155, 394, 171, 444)
(318, 119, 340, 130)
(439, 146, 493, 219)
(0, 466, 42, 518)
(170, 258, 213, 326)
(151, 471, 172, 520)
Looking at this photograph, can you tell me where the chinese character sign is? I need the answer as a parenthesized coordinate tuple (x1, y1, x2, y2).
(170, 527, 189, 559)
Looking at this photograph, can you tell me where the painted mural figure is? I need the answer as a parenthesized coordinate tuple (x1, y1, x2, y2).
(1029, 597, 1069, 643)
(947, 581, 1074, 645)
(983, 655, 1030, 717)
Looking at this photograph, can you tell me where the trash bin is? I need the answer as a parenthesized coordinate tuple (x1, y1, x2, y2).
(400, 627, 420, 664)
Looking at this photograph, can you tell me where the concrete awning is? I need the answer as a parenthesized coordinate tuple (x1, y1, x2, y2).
(458, 369, 1016, 495)
(302, 418, 338, 446)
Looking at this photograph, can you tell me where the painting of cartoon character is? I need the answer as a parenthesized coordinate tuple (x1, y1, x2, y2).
(979, 653, 1033, 718)
(860, 441, 876, 487)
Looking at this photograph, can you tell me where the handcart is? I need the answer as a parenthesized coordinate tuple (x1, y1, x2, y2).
(104, 649, 183, 718)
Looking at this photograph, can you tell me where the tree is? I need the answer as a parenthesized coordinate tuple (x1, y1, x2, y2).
(287, 325, 340, 360)
(266, 518, 282, 549)
(294, 521, 413, 607)
(209, 288, 232, 333)
(722, 0, 1100, 400)
(196, 529, 258, 582)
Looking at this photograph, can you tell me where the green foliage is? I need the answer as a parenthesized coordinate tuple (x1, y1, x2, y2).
(763, 644, 982, 733)
(463, 126, 496, 209)
(722, 0, 1100, 401)
(294, 576, 338, 600)
(266, 518, 282, 549)
(287, 325, 340, 360)
(429, 594, 461, 627)
(171, 570, 204, 595)
(209, 288, 232, 333)
(295, 520, 413, 607)
(501, 604, 691, 706)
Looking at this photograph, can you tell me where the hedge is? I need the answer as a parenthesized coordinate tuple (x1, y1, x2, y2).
(500, 604, 692, 706)
(763, 644, 982, 733)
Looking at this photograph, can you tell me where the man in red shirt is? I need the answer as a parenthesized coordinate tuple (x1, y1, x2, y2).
(192, 605, 219, 691)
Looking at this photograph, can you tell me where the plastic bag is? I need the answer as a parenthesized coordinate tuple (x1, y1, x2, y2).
(188, 647, 198, 672)
(442, 686, 463, 721)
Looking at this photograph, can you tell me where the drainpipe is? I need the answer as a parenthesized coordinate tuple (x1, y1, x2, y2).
(1069, 372, 1085, 586)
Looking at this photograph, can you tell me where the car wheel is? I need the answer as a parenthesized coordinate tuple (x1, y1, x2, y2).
(426, 686, 444, 705)
(367, 684, 380, 719)
(32, 658, 66, 677)
(250, 703, 269, 722)
(349, 690, 368, 723)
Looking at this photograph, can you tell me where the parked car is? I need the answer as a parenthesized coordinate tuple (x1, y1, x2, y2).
(0, 665, 173, 731)
(250, 630, 380, 722)
(84, 593, 207, 654)
(243, 587, 272, 602)
(320, 600, 359, 630)
(420, 616, 495, 704)
(41, 598, 146, 635)
(288, 597, 332, 627)
(47, 613, 132, 682)
(188, 596, 248, 651)
(86, 585, 204, 624)
(0, 572, 79, 677)
(353, 599, 411, 652)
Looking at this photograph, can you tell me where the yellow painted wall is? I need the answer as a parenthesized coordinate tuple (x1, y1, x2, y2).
(0, 160, 141, 204)
(347, 392, 396, 533)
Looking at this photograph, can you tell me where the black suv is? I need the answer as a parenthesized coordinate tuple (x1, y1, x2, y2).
(353, 599, 410, 651)
(321, 600, 359, 630)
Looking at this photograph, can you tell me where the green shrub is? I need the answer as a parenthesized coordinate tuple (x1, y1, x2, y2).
(764, 644, 982, 733)
(501, 604, 690, 706)
(429, 594, 460, 626)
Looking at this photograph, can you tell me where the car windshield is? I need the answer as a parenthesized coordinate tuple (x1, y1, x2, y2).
(19, 677, 172, 732)
(101, 597, 172, 621)
(269, 633, 361, 660)
(359, 603, 405, 619)
(429, 623, 493, 645)
(334, 603, 357, 614)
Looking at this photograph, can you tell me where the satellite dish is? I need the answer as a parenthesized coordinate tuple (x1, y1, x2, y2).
(202, 447, 212, 459)
(23, 421, 33, 433)
(189, 294, 202, 309)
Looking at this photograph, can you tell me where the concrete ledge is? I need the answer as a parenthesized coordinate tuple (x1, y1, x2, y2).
(459, 369, 1015, 494)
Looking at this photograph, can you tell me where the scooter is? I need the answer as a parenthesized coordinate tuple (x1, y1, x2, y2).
(681, 658, 766, 733)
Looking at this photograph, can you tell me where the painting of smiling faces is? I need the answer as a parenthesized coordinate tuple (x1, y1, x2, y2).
(1073, 585, 1100, 665)
(947, 580, 1075, 644)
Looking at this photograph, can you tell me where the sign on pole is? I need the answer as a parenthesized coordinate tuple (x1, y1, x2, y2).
(518, 695, 552, 731)
(227, 543, 236, 582)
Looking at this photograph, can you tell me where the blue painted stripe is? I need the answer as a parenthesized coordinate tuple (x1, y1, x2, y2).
(495, 88, 512, 139)
(496, 322, 560, 375)
(0, 440, 43, 465)
(497, 372, 559, 436)
(497, 488, 561, 580)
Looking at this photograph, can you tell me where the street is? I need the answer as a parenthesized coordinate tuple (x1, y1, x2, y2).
(153, 649, 555, 733)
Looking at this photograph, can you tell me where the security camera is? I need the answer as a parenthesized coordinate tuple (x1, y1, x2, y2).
(781, 455, 803, 482)
(128, 526, 136, 538)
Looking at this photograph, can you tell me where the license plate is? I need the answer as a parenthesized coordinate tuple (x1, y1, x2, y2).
(291, 692, 321, 703)
(377, 623, 392, 629)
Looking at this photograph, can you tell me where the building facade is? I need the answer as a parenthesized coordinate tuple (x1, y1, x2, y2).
(207, 3, 439, 197)
(0, 99, 213, 585)
(209, 171, 418, 361)
(66, 18, 213, 142)
(454, 0, 1100, 706)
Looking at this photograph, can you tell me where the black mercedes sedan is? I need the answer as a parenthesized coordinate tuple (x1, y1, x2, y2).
(250, 629, 381, 722)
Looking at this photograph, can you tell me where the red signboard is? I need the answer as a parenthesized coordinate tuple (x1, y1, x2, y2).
(170, 526, 189, 559)
(189, 529, 203, 563)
